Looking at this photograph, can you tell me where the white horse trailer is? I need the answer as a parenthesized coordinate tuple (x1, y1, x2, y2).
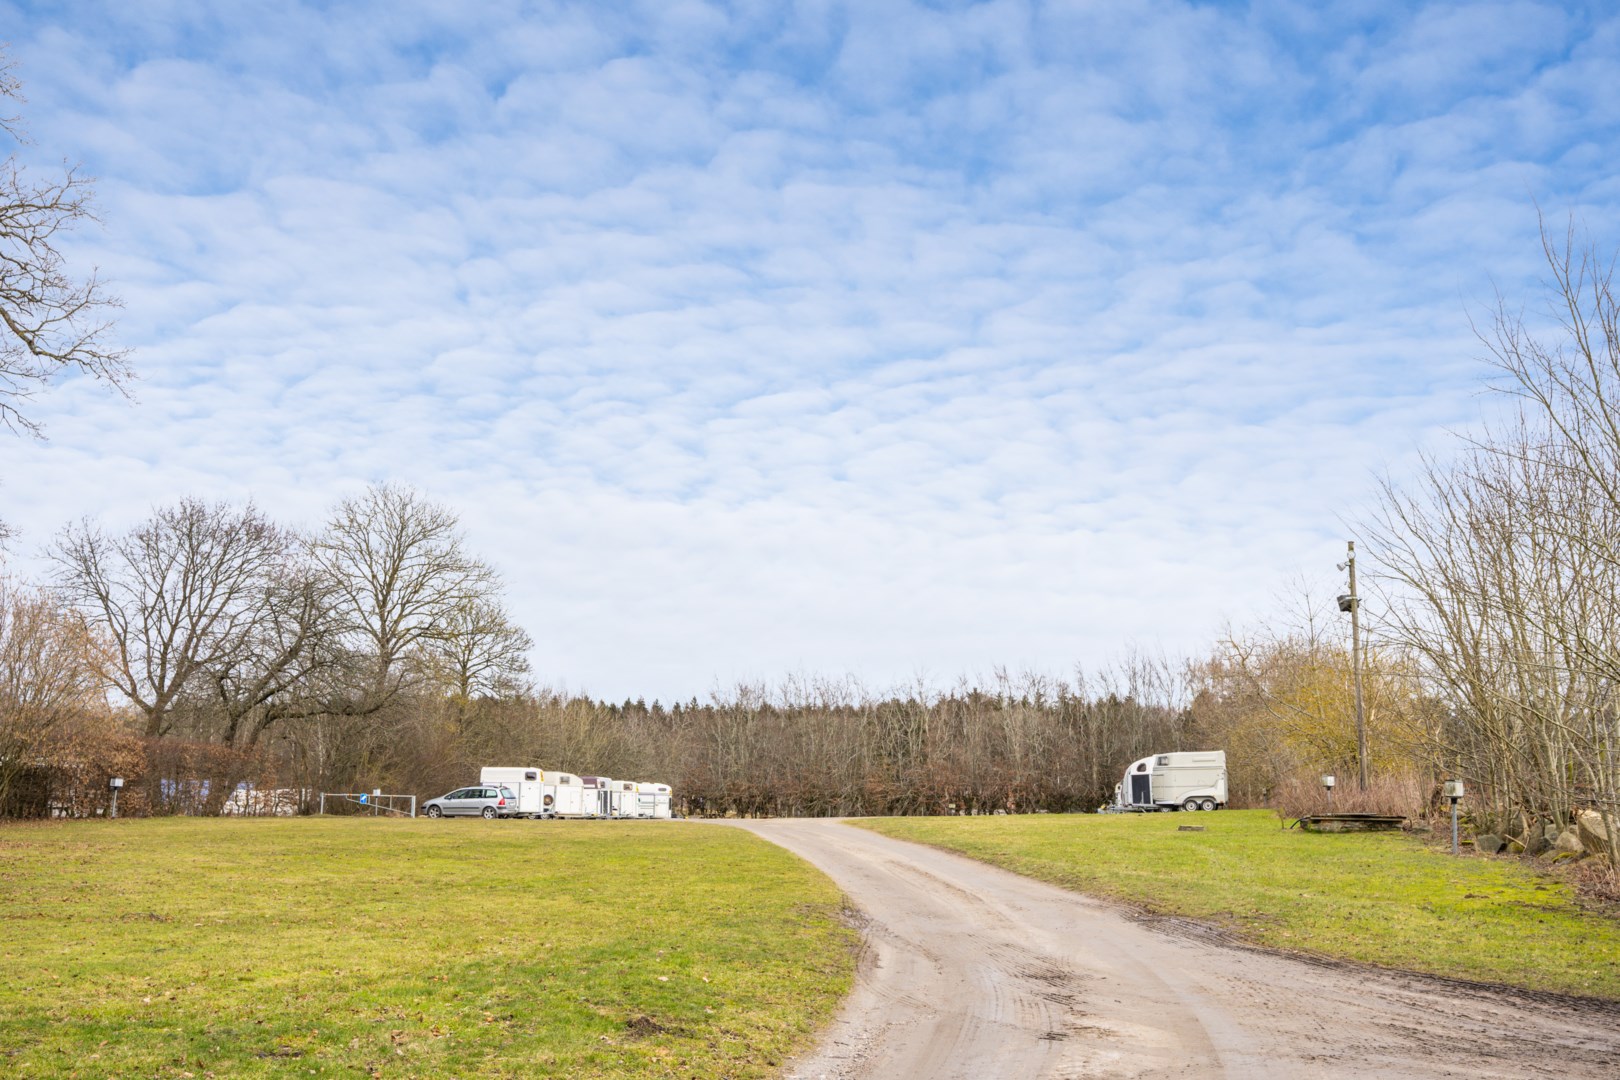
(581, 776, 613, 818)
(609, 780, 638, 818)
(633, 782, 659, 819)
(480, 766, 545, 817)
(544, 772, 588, 817)
(1118, 751, 1227, 812)
(649, 783, 672, 819)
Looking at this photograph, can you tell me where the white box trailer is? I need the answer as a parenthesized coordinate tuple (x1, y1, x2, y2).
(1118, 751, 1227, 812)
(545, 771, 588, 817)
(480, 766, 546, 817)
(649, 783, 672, 819)
(634, 782, 659, 819)
(609, 780, 638, 818)
(580, 776, 613, 818)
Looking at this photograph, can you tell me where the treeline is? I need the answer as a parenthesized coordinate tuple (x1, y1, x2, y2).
(475, 666, 1195, 817)
(0, 614, 1199, 817)
(0, 481, 1205, 818)
(5, 510, 1386, 820)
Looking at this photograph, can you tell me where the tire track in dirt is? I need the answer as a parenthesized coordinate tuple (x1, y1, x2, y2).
(722, 818, 1620, 1080)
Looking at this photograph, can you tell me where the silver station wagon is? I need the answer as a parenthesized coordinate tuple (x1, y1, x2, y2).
(422, 785, 516, 819)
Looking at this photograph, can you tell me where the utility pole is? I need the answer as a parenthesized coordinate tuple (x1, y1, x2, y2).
(1348, 541, 1368, 792)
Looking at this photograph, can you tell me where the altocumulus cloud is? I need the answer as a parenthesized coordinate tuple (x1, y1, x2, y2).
(3, 0, 1617, 698)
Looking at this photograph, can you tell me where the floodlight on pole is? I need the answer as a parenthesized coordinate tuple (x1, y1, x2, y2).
(1340, 541, 1369, 792)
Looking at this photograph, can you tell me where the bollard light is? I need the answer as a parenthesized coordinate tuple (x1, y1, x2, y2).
(108, 776, 124, 819)
(1322, 774, 1335, 811)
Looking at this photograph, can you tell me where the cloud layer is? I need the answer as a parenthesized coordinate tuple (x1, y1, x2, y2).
(3, 0, 1616, 698)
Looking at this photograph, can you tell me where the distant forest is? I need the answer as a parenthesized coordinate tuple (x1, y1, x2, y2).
(0, 478, 1364, 820)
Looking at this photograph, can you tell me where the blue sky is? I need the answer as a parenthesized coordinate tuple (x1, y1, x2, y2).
(3, 1, 1616, 699)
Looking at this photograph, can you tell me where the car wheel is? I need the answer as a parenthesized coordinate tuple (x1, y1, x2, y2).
(1183, 798, 1200, 812)
(1200, 798, 1218, 812)
(426, 805, 442, 819)
(482, 806, 496, 819)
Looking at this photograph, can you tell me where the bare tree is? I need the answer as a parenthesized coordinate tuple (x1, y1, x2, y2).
(1365, 221, 1620, 865)
(422, 595, 533, 725)
(198, 551, 345, 748)
(50, 499, 291, 738)
(0, 576, 102, 810)
(312, 484, 495, 707)
(0, 50, 130, 439)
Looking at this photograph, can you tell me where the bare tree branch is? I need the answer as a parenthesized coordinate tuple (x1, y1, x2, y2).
(0, 47, 130, 441)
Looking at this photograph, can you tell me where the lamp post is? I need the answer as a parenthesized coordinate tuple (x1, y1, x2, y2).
(108, 777, 124, 819)
(1337, 541, 1369, 792)
(1443, 780, 1464, 855)
(1322, 774, 1335, 811)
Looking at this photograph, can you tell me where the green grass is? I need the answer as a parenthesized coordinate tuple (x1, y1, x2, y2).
(858, 810, 1620, 999)
(0, 817, 855, 1078)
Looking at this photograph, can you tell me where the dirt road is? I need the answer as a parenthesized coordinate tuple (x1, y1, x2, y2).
(726, 818, 1620, 1080)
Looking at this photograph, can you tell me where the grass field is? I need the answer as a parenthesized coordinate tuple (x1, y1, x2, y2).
(859, 810, 1620, 999)
(0, 817, 855, 1078)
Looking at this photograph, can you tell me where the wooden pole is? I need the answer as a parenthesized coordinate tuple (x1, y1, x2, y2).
(1349, 541, 1369, 791)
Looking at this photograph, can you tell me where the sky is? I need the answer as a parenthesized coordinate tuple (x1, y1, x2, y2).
(2, 0, 1617, 701)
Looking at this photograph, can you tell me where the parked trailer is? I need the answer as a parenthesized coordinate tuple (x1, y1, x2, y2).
(546, 771, 588, 817)
(628, 782, 673, 819)
(1116, 751, 1227, 812)
(581, 775, 614, 818)
(480, 766, 546, 817)
(633, 782, 659, 819)
(465, 768, 674, 821)
(609, 780, 638, 818)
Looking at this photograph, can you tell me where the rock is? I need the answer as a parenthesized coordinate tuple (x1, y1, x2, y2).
(1545, 823, 1563, 845)
(1475, 834, 1504, 854)
(1553, 828, 1585, 855)
(1507, 839, 1526, 854)
(1525, 831, 1550, 857)
(1577, 810, 1611, 858)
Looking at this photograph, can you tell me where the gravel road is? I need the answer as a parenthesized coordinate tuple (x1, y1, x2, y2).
(725, 817, 1620, 1080)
